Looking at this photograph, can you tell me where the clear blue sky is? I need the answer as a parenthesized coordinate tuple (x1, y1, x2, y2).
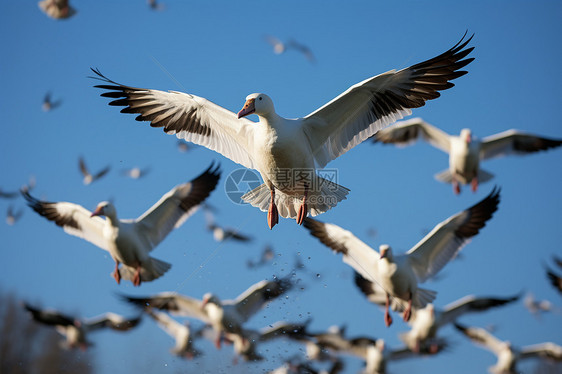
(1, 1, 561, 373)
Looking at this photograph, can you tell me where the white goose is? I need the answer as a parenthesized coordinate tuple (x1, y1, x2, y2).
(22, 163, 220, 286)
(373, 118, 562, 194)
(121, 276, 293, 348)
(303, 187, 500, 327)
(454, 323, 562, 374)
(24, 303, 141, 350)
(93, 33, 474, 229)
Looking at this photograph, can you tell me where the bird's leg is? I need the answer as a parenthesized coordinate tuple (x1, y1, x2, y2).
(214, 332, 223, 349)
(471, 177, 478, 192)
(403, 292, 413, 322)
(113, 261, 121, 284)
(268, 188, 279, 230)
(453, 180, 461, 195)
(132, 265, 142, 287)
(296, 184, 309, 225)
(384, 293, 393, 327)
(430, 342, 439, 354)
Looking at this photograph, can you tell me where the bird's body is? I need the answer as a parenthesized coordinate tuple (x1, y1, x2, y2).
(94, 33, 474, 228)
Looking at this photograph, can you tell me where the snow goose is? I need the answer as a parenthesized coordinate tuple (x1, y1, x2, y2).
(23, 302, 141, 350)
(22, 163, 220, 286)
(145, 309, 201, 359)
(303, 187, 500, 327)
(373, 118, 562, 194)
(93, 33, 474, 229)
(38, 0, 76, 20)
(121, 276, 293, 348)
(454, 323, 562, 373)
(42, 91, 62, 112)
(395, 293, 520, 353)
(79, 156, 111, 185)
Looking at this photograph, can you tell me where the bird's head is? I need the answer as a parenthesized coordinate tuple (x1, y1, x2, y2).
(201, 293, 220, 310)
(90, 201, 114, 218)
(460, 128, 472, 144)
(237, 93, 274, 119)
(379, 244, 393, 260)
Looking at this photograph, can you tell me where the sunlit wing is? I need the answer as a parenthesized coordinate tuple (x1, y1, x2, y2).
(301, 33, 473, 168)
(438, 293, 520, 327)
(85, 312, 141, 331)
(92, 69, 258, 170)
(405, 187, 500, 282)
(480, 130, 562, 160)
(519, 342, 562, 361)
(454, 323, 505, 355)
(373, 117, 451, 153)
(230, 277, 292, 322)
(120, 292, 210, 322)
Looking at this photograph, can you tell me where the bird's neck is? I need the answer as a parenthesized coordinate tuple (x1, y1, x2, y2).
(258, 111, 284, 130)
(104, 214, 120, 228)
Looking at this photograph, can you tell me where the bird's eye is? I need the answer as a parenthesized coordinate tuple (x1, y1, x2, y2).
(259, 97, 262, 101)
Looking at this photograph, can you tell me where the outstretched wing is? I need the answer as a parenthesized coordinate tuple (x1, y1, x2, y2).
(372, 117, 451, 153)
(481, 130, 562, 160)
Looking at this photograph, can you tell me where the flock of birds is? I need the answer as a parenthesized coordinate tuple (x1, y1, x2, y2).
(4, 5, 562, 373)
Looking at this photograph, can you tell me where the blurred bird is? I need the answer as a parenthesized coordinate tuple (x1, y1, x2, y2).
(79, 156, 111, 185)
(147, 0, 165, 11)
(177, 140, 191, 153)
(23, 163, 220, 286)
(121, 166, 151, 180)
(0, 188, 18, 199)
(524, 293, 559, 318)
(454, 323, 562, 374)
(6, 205, 23, 225)
(246, 245, 275, 268)
(373, 118, 562, 194)
(23, 302, 141, 350)
(145, 309, 201, 359)
(93, 32, 474, 229)
(304, 187, 500, 327)
(121, 276, 293, 349)
(204, 204, 252, 242)
(38, 0, 76, 20)
(264, 35, 316, 63)
(42, 91, 62, 112)
(545, 267, 562, 295)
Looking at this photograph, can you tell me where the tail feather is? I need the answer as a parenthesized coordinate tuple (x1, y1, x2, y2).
(117, 257, 171, 283)
(241, 176, 349, 219)
(434, 169, 453, 184)
(415, 288, 437, 308)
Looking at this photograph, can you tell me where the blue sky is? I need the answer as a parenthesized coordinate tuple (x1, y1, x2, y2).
(1, 1, 561, 373)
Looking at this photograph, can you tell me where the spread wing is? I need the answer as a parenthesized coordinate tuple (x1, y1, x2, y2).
(229, 277, 293, 322)
(301, 33, 473, 168)
(406, 187, 500, 282)
(85, 312, 142, 332)
(481, 130, 562, 160)
(119, 292, 210, 323)
(453, 323, 506, 355)
(92, 68, 258, 170)
(22, 190, 109, 251)
(372, 117, 451, 153)
(23, 303, 76, 327)
(134, 163, 220, 250)
(438, 293, 520, 327)
(519, 343, 562, 361)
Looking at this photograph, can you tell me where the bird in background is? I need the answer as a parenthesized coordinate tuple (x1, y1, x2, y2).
(6, 205, 23, 225)
(79, 156, 111, 185)
(22, 163, 220, 286)
(38, 0, 76, 20)
(121, 276, 293, 349)
(373, 117, 562, 194)
(121, 166, 151, 180)
(23, 302, 141, 350)
(42, 91, 62, 112)
(93, 32, 474, 229)
(304, 187, 500, 327)
(545, 260, 562, 295)
(523, 292, 559, 318)
(147, 0, 165, 11)
(144, 309, 201, 359)
(454, 322, 562, 374)
(0, 188, 19, 199)
(203, 203, 252, 242)
(246, 244, 276, 269)
(264, 35, 316, 63)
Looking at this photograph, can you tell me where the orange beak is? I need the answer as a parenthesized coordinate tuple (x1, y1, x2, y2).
(90, 206, 104, 217)
(237, 98, 255, 119)
(380, 249, 387, 259)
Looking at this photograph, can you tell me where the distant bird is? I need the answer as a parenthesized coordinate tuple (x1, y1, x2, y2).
(454, 323, 562, 374)
(42, 91, 62, 111)
(373, 118, 562, 194)
(121, 166, 151, 180)
(545, 268, 562, 295)
(394, 291, 520, 353)
(79, 156, 111, 185)
(6, 205, 23, 225)
(264, 35, 316, 63)
(121, 276, 293, 349)
(0, 188, 18, 199)
(38, 0, 76, 20)
(304, 187, 500, 327)
(246, 245, 276, 269)
(145, 309, 201, 359)
(93, 33, 474, 229)
(22, 163, 220, 286)
(147, 0, 165, 11)
(23, 302, 140, 350)
(203, 204, 252, 242)
(524, 293, 558, 318)
(177, 140, 191, 153)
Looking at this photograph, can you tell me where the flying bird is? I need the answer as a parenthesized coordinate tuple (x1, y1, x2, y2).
(454, 323, 562, 374)
(38, 0, 76, 20)
(264, 35, 316, 63)
(203, 204, 252, 242)
(247, 245, 275, 269)
(523, 292, 559, 318)
(79, 156, 111, 185)
(373, 118, 562, 194)
(93, 33, 474, 229)
(120, 276, 293, 349)
(303, 187, 500, 327)
(121, 166, 151, 180)
(147, 0, 165, 11)
(42, 91, 62, 112)
(0, 188, 19, 199)
(545, 267, 562, 295)
(22, 163, 220, 286)
(6, 205, 23, 225)
(23, 302, 140, 350)
(144, 309, 201, 359)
